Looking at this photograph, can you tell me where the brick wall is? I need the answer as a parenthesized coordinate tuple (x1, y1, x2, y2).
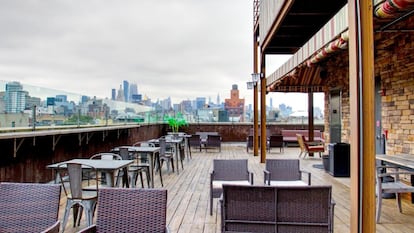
(322, 16, 414, 155)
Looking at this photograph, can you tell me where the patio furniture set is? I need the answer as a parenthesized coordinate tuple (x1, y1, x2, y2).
(210, 158, 335, 232)
(43, 133, 190, 232)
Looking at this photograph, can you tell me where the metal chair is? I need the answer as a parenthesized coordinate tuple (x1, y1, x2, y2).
(376, 165, 414, 222)
(159, 137, 175, 173)
(89, 152, 123, 187)
(58, 162, 98, 231)
(210, 159, 253, 215)
(0, 182, 61, 233)
(264, 159, 311, 186)
(118, 147, 150, 188)
(77, 188, 170, 233)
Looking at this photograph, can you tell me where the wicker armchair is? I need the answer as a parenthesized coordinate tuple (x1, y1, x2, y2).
(0, 182, 61, 233)
(264, 159, 311, 186)
(221, 185, 335, 233)
(189, 134, 202, 152)
(77, 188, 169, 233)
(267, 135, 284, 153)
(205, 135, 222, 152)
(210, 159, 253, 215)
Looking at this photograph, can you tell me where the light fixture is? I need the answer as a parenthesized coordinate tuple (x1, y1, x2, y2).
(251, 73, 261, 83)
(247, 73, 262, 90)
(246, 81, 254, 90)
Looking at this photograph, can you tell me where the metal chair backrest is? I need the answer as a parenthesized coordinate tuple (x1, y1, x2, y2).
(58, 162, 98, 199)
(90, 153, 122, 160)
(118, 147, 131, 160)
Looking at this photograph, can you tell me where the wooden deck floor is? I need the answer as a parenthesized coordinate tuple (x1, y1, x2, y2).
(61, 143, 414, 233)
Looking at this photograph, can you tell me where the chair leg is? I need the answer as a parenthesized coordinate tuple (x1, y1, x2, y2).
(396, 193, 403, 213)
(376, 193, 382, 222)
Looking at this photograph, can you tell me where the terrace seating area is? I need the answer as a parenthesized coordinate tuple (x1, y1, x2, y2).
(51, 143, 414, 233)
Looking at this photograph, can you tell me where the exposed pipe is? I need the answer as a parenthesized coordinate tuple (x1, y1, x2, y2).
(374, 0, 414, 18)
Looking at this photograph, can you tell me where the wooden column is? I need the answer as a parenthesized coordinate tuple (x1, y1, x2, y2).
(348, 0, 376, 232)
(253, 34, 259, 157)
(260, 57, 266, 163)
(308, 91, 315, 156)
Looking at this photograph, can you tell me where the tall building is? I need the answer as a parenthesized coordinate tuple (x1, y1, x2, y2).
(195, 97, 206, 110)
(111, 88, 116, 100)
(5, 81, 27, 113)
(123, 80, 129, 102)
(224, 84, 245, 122)
(129, 83, 138, 100)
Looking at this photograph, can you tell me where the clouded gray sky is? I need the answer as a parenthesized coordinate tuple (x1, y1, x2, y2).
(0, 0, 321, 110)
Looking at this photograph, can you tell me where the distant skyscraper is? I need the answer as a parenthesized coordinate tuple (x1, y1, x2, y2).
(217, 93, 220, 105)
(123, 80, 129, 102)
(116, 85, 124, 101)
(195, 97, 206, 110)
(111, 88, 116, 100)
(129, 83, 138, 101)
(5, 81, 27, 113)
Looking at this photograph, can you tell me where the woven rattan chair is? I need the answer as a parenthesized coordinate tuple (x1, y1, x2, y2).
(267, 135, 284, 153)
(204, 134, 222, 152)
(376, 165, 414, 222)
(221, 185, 335, 233)
(77, 188, 170, 233)
(264, 159, 311, 186)
(58, 162, 99, 231)
(210, 159, 253, 215)
(0, 182, 61, 233)
(189, 134, 202, 152)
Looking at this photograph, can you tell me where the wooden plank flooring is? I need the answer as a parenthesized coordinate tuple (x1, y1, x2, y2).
(61, 143, 414, 233)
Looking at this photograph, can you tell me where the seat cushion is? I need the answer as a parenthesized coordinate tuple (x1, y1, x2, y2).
(212, 180, 251, 189)
(268, 180, 308, 186)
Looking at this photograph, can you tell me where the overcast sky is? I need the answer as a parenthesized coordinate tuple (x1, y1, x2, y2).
(0, 0, 321, 110)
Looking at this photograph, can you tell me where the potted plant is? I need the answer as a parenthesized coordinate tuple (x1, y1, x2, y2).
(165, 112, 188, 136)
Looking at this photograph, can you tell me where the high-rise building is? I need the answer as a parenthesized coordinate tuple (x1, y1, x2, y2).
(195, 97, 206, 110)
(5, 81, 27, 113)
(129, 83, 138, 101)
(123, 80, 129, 102)
(224, 84, 245, 122)
(111, 88, 116, 100)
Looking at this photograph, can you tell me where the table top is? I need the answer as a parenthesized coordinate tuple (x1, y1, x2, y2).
(376, 154, 414, 170)
(47, 158, 134, 170)
(113, 146, 160, 153)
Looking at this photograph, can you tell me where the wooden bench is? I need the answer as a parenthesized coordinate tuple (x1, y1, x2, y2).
(221, 185, 335, 233)
(281, 129, 324, 146)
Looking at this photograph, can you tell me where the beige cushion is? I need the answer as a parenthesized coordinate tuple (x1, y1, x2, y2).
(212, 180, 251, 189)
(268, 180, 308, 186)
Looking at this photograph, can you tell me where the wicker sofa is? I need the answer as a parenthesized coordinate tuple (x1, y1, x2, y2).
(221, 184, 335, 233)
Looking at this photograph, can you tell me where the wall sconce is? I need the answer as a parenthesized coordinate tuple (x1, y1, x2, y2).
(246, 81, 254, 90)
(247, 73, 262, 89)
(251, 73, 261, 83)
